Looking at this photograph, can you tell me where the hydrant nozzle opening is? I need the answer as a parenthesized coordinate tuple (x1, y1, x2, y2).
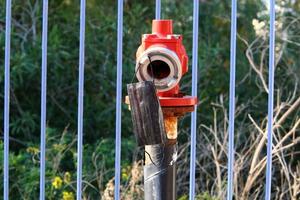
(147, 60, 171, 80)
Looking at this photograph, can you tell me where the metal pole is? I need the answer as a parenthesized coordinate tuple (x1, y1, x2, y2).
(189, 0, 199, 199)
(155, 0, 161, 19)
(4, 0, 12, 199)
(143, 115, 179, 200)
(76, 0, 86, 199)
(144, 142, 177, 200)
(39, 0, 48, 199)
(227, 0, 237, 199)
(265, 0, 276, 199)
(114, 0, 124, 199)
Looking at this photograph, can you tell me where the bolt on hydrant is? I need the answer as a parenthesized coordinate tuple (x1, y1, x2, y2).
(126, 19, 197, 200)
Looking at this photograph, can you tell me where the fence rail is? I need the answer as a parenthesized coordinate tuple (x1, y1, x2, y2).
(3, 0, 12, 199)
(2, 0, 277, 199)
(189, 0, 199, 199)
(39, 0, 48, 199)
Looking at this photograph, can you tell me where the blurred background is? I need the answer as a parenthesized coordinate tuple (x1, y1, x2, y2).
(0, 0, 299, 199)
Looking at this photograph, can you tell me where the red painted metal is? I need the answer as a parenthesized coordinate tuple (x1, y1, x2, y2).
(159, 96, 198, 107)
(137, 21, 188, 75)
(136, 19, 197, 107)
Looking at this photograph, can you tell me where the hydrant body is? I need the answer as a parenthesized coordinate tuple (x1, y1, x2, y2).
(135, 20, 197, 107)
(136, 20, 188, 97)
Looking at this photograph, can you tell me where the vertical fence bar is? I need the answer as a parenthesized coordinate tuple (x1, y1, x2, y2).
(39, 0, 48, 200)
(76, 0, 86, 199)
(226, 0, 237, 199)
(114, 0, 123, 199)
(155, 0, 161, 19)
(3, 0, 12, 199)
(265, 0, 276, 199)
(189, 0, 199, 199)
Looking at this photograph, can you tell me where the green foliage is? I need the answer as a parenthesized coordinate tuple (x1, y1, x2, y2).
(0, 0, 299, 199)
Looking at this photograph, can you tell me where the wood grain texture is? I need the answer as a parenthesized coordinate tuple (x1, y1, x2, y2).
(127, 81, 166, 146)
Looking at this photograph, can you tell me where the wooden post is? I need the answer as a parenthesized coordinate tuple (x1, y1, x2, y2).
(127, 81, 166, 146)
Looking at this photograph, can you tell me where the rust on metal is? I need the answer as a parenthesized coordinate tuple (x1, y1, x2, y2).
(164, 116, 178, 139)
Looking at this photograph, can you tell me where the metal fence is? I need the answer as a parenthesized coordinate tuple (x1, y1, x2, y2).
(2, 0, 276, 199)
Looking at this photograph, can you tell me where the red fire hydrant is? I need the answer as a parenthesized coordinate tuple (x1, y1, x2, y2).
(134, 19, 197, 141)
(126, 19, 198, 200)
(135, 19, 197, 107)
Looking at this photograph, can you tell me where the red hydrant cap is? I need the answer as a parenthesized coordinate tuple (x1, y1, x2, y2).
(152, 20, 173, 36)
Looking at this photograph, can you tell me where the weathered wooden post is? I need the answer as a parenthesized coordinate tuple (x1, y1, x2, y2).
(126, 20, 197, 200)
